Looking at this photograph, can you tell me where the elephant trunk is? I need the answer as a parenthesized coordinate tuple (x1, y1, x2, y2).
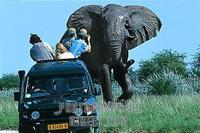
(108, 44, 121, 61)
(108, 40, 134, 70)
(104, 19, 125, 43)
(104, 23, 127, 65)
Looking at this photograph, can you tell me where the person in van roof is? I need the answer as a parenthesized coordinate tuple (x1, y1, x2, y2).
(61, 28, 77, 50)
(29, 33, 54, 61)
(69, 28, 91, 58)
(55, 43, 74, 59)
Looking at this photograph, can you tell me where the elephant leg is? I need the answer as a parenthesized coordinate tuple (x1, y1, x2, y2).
(113, 65, 133, 102)
(99, 64, 113, 102)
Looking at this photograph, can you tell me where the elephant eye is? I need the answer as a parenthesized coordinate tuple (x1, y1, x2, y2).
(125, 18, 130, 23)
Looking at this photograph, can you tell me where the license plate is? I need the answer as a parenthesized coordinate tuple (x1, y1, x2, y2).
(69, 116, 98, 127)
(47, 123, 68, 131)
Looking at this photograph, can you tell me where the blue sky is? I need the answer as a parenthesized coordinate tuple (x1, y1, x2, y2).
(0, 0, 200, 77)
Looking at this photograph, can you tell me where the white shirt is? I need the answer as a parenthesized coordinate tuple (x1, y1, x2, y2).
(59, 52, 75, 59)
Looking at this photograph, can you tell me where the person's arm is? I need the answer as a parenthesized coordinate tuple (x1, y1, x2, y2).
(30, 51, 37, 61)
(43, 42, 53, 53)
(43, 42, 55, 59)
(86, 35, 91, 52)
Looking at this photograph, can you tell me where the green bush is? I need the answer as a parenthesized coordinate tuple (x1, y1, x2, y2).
(148, 75, 175, 95)
(128, 67, 138, 83)
(0, 73, 19, 90)
(145, 70, 191, 95)
(191, 46, 200, 77)
(186, 77, 200, 94)
(137, 49, 188, 80)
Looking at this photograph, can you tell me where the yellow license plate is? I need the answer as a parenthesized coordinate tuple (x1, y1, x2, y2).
(47, 123, 68, 131)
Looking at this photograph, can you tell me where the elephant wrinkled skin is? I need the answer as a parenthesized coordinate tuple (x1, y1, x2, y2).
(60, 4, 162, 102)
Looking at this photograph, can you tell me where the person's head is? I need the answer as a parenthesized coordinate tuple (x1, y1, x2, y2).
(77, 29, 88, 39)
(67, 28, 76, 38)
(55, 43, 67, 59)
(29, 33, 42, 44)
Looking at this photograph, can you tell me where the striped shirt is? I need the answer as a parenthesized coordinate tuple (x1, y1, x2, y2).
(30, 42, 54, 61)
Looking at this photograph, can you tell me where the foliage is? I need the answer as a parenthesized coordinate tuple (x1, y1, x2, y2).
(128, 67, 138, 83)
(133, 70, 192, 95)
(137, 49, 188, 80)
(0, 73, 19, 90)
(146, 70, 191, 95)
(186, 77, 200, 94)
(148, 75, 176, 95)
(191, 45, 200, 77)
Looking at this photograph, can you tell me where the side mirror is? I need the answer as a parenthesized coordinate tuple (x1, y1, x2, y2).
(14, 92, 20, 101)
(18, 70, 25, 79)
(94, 85, 102, 96)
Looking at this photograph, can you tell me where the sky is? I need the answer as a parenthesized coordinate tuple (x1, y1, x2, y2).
(0, 0, 200, 77)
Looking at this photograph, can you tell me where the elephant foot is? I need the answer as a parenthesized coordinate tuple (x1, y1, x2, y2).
(115, 90, 133, 103)
(102, 101, 115, 107)
(104, 97, 114, 103)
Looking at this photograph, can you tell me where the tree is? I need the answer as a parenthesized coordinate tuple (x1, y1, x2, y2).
(128, 67, 138, 83)
(137, 49, 188, 81)
(0, 73, 19, 90)
(191, 46, 200, 77)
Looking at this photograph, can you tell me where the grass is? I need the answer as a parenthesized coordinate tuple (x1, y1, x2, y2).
(1, 91, 200, 132)
(99, 95, 200, 133)
(0, 90, 18, 130)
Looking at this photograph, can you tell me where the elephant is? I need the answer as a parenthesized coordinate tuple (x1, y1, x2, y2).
(60, 4, 162, 102)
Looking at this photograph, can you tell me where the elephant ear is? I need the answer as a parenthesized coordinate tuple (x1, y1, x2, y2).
(66, 5, 104, 77)
(67, 5, 103, 33)
(125, 5, 162, 50)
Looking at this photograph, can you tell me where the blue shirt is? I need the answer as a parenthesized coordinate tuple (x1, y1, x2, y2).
(69, 38, 88, 58)
(62, 38, 75, 48)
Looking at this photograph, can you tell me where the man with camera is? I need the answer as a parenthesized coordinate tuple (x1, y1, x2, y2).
(69, 28, 91, 58)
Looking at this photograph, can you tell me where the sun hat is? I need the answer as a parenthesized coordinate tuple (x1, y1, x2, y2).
(78, 29, 87, 37)
(67, 28, 76, 35)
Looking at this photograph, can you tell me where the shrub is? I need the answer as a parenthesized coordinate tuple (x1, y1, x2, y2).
(137, 49, 188, 80)
(145, 70, 191, 95)
(0, 73, 19, 90)
(186, 77, 200, 94)
(128, 67, 138, 83)
(191, 45, 200, 77)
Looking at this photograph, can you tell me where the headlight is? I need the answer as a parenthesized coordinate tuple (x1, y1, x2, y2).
(84, 105, 95, 115)
(74, 108, 83, 117)
(31, 111, 40, 120)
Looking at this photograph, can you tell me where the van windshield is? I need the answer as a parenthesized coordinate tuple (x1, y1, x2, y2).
(25, 73, 90, 98)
